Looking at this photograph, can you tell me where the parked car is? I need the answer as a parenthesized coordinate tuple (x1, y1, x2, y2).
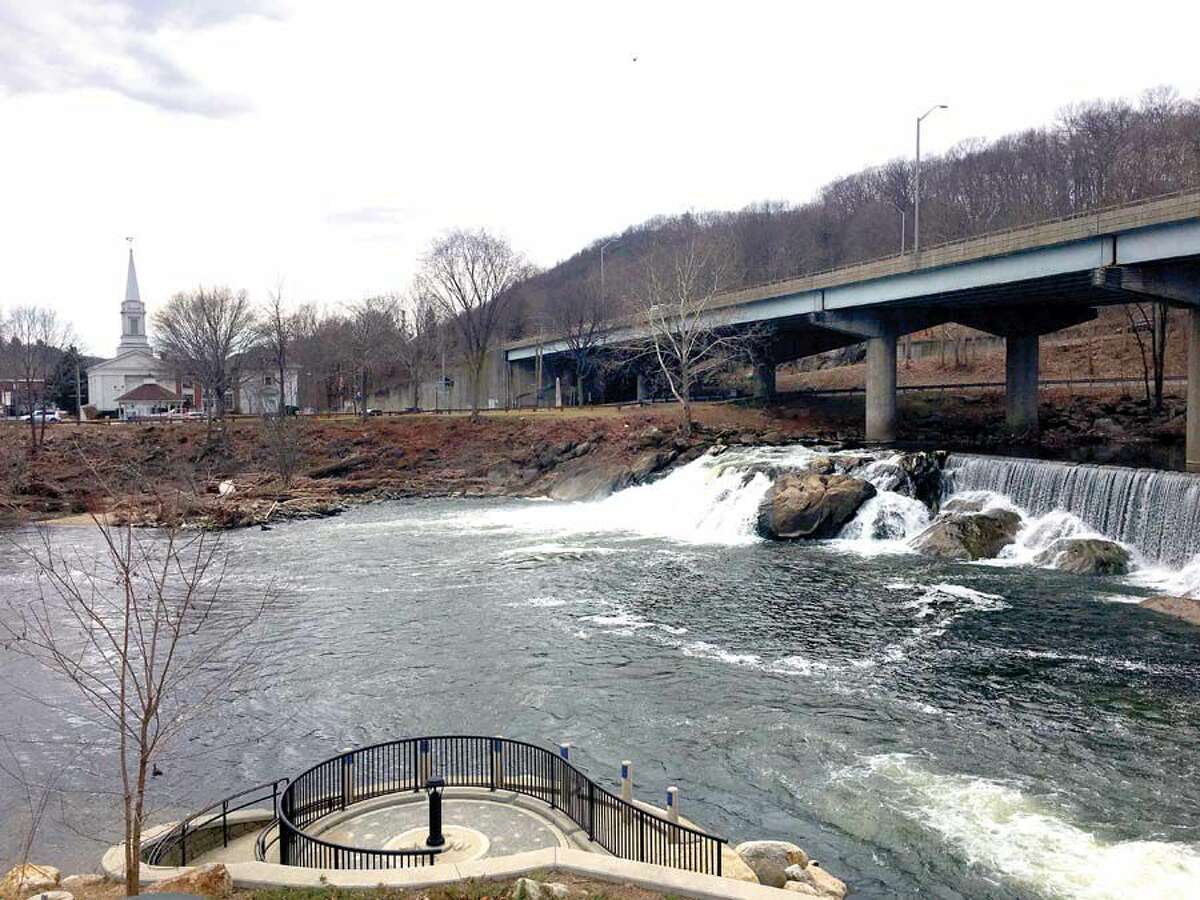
(18, 409, 62, 423)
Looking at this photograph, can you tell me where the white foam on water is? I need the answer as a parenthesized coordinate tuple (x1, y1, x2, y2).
(902, 583, 1010, 618)
(998, 509, 1106, 567)
(447, 449, 788, 545)
(581, 610, 688, 635)
(499, 543, 617, 558)
(846, 753, 1200, 899)
(680, 640, 763, 667)
(835, 492, 930, 555)
(504, 596, 571, 608)
(1126, 553, 1200, 600)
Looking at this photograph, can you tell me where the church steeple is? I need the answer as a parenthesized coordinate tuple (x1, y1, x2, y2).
(117, 242, 150, 354)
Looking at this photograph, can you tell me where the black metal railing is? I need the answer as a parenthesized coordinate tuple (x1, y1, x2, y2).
(276, 736, 725, 876)
(145, 779, 286, 867)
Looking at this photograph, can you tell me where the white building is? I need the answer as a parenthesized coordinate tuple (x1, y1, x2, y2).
(87, 249, 182, 417)
(87, 248, 301, 417)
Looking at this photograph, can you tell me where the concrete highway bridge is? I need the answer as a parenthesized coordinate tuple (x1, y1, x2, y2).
(505, 191, 1200, 472)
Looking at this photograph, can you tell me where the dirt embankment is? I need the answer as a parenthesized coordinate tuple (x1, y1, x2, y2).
(0, 412, 764, 530)
(0, 386, 1187, 531)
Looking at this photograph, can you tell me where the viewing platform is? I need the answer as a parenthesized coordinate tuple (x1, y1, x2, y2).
(107, 736, 783, 897)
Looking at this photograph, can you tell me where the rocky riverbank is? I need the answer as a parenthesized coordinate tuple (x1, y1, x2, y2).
(0, 412, 822, 531)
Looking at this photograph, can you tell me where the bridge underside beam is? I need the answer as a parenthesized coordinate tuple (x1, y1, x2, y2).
(1092, 263, 1200, 308)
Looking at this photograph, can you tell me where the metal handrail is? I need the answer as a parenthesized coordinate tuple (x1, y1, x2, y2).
(277, 735, 726, 875)
(145, 779, 287, 866)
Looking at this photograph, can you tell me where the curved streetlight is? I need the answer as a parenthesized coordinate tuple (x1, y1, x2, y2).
(914, 104, 948, 255)
(599, 237, 621, 307)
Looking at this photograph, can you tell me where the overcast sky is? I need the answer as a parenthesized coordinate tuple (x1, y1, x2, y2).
(2, 0, 1199, 357)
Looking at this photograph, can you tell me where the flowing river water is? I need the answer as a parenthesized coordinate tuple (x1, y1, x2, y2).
(2, 446, 1200, 898)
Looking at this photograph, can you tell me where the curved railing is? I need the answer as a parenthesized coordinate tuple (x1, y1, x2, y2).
(145, 779, 286, 867)
(278, 736, 726, 875)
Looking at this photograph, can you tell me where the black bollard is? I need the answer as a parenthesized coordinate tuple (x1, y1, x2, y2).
(426, 777, 446, 847)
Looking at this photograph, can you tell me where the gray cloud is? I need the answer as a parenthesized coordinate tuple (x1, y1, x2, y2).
(0, 1, 286, 116)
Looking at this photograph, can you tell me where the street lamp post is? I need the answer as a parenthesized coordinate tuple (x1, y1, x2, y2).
(599, 238, 620, 308)
(914, 104, 948, 255)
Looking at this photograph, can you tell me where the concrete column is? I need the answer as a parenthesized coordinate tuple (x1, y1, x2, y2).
(1188, 309, 1200, 473)
(865, 334, 897, 442)
(636, 374, 648, 403)
(1005, 333, 1040, 430)
(752, 361, 777, 400)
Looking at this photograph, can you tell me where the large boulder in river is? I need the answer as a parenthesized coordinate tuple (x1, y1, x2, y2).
(757, 474, 876, 540)
(1034, 538, 1131, 575)
(734, 840, 809, 888)
(897, 451, 947, 511)
(911, 508, 1022, 560)
(546, 450, 674, 501)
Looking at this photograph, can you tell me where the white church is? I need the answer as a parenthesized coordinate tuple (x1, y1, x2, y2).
(87, 249, 299, 418)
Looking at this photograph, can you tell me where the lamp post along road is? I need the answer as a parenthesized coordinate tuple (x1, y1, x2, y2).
(914, 104, 948, 255)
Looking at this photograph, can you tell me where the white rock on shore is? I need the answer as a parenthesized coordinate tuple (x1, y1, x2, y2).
(146, 862, 232, 897)
(1, 865, 60, 895)
(785, 862, 848, 899)
(60, 875, 105, 890)
(23, 891, 73, 900)
(734, 840, 810, 888)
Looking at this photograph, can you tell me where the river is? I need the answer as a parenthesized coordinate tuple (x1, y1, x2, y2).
(1, 446, 1199, 898)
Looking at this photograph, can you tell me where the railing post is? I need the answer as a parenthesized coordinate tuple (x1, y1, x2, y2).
(638, 810, 646, 862)
(418, 739, 431, 791)
(341, 749, 353, 810)
(180, 819, 188, 866)
(558, 743, 572, 810)
(491, 737, 503, 791)
(587, 782, 595, 842)
(222, 798, 229, 847)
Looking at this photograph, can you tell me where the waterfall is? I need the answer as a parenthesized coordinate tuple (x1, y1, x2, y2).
(944, 454, 1200, 568)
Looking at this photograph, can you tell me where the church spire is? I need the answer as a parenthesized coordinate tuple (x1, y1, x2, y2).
(117, 240, 151, 354)
(125, 246, 141, 303)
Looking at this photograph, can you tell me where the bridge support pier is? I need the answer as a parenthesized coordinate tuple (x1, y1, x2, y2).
(1005, 333, 1040, 431)
(1189, 309, 1200, 473)
(865, 333, 897, 442)
(753, 361, 777, 400)
(636, 373, 648, 403)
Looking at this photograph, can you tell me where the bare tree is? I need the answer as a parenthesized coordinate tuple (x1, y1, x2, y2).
(1, 521, 272, 895)
(153, 287, 258, 420)
(258, 282, 295, 418)
(631, 235, 753, 434)
(346, 296, 399, 416)
(394, 289, 440, 410)
(1124, 301, 1171, 410)
(5, 306, 73, 453)
(548, 278, 610, 405)
(418, 229, 536, 417)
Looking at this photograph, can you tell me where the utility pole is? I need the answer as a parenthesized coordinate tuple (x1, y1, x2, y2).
(74, 357, 83, 423)
(914, 104, 948, 255)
